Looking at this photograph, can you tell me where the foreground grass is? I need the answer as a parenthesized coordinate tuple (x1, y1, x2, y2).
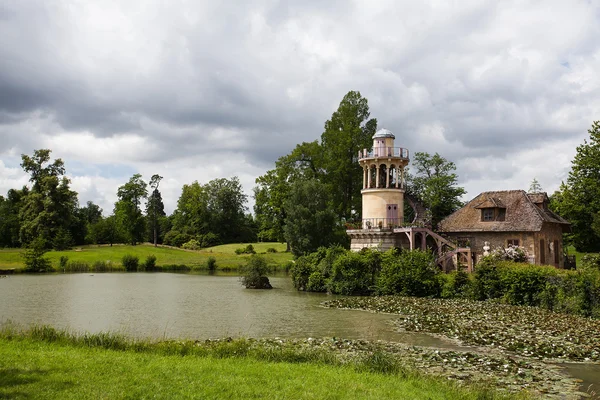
(0, 327, 512, 400)
(0, 242, 292, 272)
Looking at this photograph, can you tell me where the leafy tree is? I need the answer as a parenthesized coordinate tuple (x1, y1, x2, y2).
(146, 174, 165, 246)
(19, 149, 78, 249)
(205, 177, 249, 243)
(283, 179, 343, 257)
(254, 141, 323, 243)
(408, 152, 466, 228)
(320, 91, 376, 220)
(114, 174, 148, 245)
(173, 177, 251, 244)
(553, 121, 600, 252)
(528, 178, 543, 193)
(0, 187, 28, 248)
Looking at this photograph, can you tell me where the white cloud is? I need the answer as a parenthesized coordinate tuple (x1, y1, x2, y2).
(1, 0, 599, 212)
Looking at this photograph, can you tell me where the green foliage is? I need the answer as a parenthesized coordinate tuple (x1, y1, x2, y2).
(115, 174, 148, 246)
(376, 250, 439, 296)
(552, 121, 600, 252)
(121, 254, 140, 271)
(240, 254, 272, 289)
(283, 179, 342, 257)
(266, 247, 277, 253)
(407, 152, 466, 228)
(320, 90, 377, 219)
(164, 231, 192, 247)
(18, 149, 79, 248)
(22, 238, 53, 272)
(52, 228, 74, 250)
(173, 177, 252, 245)
(328, 251, 372, 295)
(235, 244, 256, 254)
(143, 254, 157, 270)
(439, 271, 471, 299)
(59, 255, 69, 269)
(206, 256, 217, 271)
(182, 239, 202, 250)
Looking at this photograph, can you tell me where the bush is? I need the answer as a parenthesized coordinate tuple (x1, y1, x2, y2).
(291, 256, 319, 291)
(206, 256, 217, 272)
(199, 232, 220, 248)
(235, 244, 256, 255)
(439, 270, 471, 299)
(122, 254, 139, 271)
(376, 250, 439, 297)
(163, 231, 192, 248)
(306, 271, 326, 292)
(22, 239, 53, 272)
(143, 255, 157, 270)
(59, 256, 69, 270)
(328, 251, 372, 295)
(182, 239, 201, 250)
(240, 255, 272, 289)
(266, 247, 277, 253)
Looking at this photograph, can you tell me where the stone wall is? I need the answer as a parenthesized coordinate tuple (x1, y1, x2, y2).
(446, 225, 565, 268)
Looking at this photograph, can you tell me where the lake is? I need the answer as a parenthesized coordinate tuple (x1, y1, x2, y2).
(1, 272, 598, 396)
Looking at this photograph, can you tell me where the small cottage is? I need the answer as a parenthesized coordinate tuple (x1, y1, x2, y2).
(438, 190, 570, 268)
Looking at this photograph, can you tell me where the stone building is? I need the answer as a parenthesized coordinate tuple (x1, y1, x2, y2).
(438, 190, 571, 268)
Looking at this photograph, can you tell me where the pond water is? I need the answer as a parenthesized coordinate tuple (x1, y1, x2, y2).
(0, 273, 455, 347)
(1, 272, 599, 396)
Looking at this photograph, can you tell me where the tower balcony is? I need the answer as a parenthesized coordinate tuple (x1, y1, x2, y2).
(358, 147, 409, 162)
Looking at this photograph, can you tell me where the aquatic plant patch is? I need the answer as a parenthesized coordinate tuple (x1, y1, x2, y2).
(324, 296, 600, 362)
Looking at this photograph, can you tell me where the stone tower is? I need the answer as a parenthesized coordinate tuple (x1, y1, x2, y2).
(349, 128, 410, 250)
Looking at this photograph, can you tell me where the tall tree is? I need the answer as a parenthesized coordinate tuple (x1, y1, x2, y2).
(147, 174, 164, 247)
(320, 91, 377, 220)
(283, 179, 342, 257)
(19, 149, 78, 249)
(0, 187, 28, 248)
(552, 121, 600, 252)
(205, 177, 248, 243)
(409, 152, 466, 228)
(254, 141, 322, 242)
(114, 174, 148, 245)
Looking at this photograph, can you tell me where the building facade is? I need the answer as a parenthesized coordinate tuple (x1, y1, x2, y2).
(438, 190, 570, 268)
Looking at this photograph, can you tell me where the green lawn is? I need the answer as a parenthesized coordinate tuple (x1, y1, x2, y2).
(0, 336, 513, 400)
(0, 242, 292, 271)
(565, 245, 597, 268)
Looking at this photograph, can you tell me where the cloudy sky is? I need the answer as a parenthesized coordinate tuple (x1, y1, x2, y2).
(1, 0, 599, 215)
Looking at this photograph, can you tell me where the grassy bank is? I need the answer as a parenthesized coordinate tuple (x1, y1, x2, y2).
(0, 242, 292, 272)
(0, 327, 513, 400)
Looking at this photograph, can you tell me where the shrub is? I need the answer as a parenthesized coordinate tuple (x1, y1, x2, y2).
(206, 256, 217, 272)
(290, 256, 316, 291)
(490, 245, 528, 263)
(240, 255, 272, 289)
(266, 247, 277, 253)
(328, 251, 372, 295)
(143, 255, 157, 270)
(59, 256, 69, 270)
(306, 271, 326, 292)
(22, 239, 53, 272)
(235, 244, 256, 255)
(439, 270, 471, 299)
(581, 254, 600, 271)
(163, 231, 192, 248)
(376, 250, 439, 297)
(182, 239, 201, 250)
(199, 232, 220, 248)
(121, 254, 139, 271)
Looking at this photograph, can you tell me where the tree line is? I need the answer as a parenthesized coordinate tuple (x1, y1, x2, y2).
(0, 150, 256, 250)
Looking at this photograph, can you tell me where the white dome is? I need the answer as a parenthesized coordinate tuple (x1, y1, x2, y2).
(372, 128, 395, 139)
